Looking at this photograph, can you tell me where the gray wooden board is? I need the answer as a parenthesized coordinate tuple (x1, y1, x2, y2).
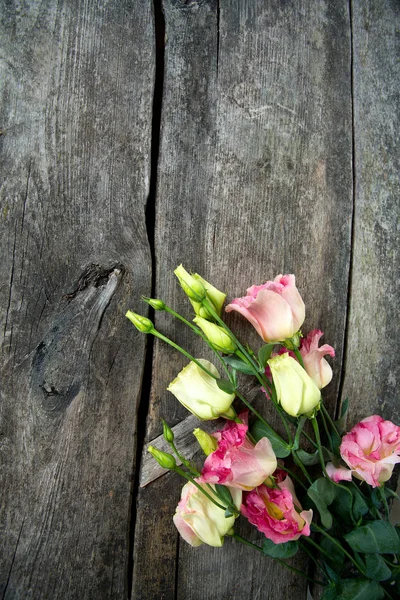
(342, 1, 399, 426)
(133, 0, 352, 599)
(0, 1, 153, 598)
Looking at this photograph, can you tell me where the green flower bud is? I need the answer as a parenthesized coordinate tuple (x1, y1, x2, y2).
(143, 297, 166, 311)
(193, 317, 236, 354)
(193, 428, 218, 456)
(162, 419, 174, 444)
(148, 445, 177, 470)
(283, 332, 301, 350)
(192, 274, 226, 317)
(126, 310, 154, 333)
(174, 264, 206, 302)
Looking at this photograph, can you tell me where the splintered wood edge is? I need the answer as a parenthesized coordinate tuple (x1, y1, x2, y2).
(139, 414, 217, 487)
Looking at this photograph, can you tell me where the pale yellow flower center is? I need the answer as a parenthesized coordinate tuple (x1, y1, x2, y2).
(264, 500, 284, 520)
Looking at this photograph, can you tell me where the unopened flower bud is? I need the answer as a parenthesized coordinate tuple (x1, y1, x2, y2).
(174, 264, 206, 302)
(126, 310, 154, 333)
(191, 274, 226, 318)
(193, 428, 218, 456)
(143, 297, 166, 311)
(162, 419, 175, 444)
(148, 445, 177, 470)
(283, 332, 301, 350)
(167, 359, 235, 420)
(193, 317, 236, 354)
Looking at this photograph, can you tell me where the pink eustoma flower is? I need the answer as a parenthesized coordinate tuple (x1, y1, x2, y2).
(225, 274, 305, 343)
(241, 476, 313, 544)
(326, 462, 352, 483)
(300, 330, 335, 389)
(199, 413, 277, 491)
(338, 415, 400, 487)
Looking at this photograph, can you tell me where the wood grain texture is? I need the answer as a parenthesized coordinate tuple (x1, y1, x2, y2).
(341, 0, 399, 425)
(0, 1, 153, 598)
(133, 0, 353, 598)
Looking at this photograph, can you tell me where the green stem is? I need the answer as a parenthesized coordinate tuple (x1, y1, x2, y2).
(204, 482, 238, 515)
(311, 416, 354, 510)
(163, 305, 234, 381)
(174, 466, 229, 512)
(299, 540, 329, 579)
(279, 465, 308, 491)
(293, 347, 305, 369)
(379, 485, 390, 520)
(235, 351, 293, 445)
(170, 442, 199, 476)
(235, 349, 267, 388)
(152, 330, 217, 379)
(202, 298, 260, 372)
(382, 557, 400, 569)
(301, 429, 318, 449)
(319, 408, 333, 453)
(303, 536, 333, 561)
(320, 403, 341, 439)
(293, 416, 308, 451)
(232, 534, 326, 586)
(235, 390, 289, 450)
(311, 524, 368, 577)
(292, 450, 313, 485)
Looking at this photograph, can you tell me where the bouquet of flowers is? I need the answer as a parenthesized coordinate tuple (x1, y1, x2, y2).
(127, 266, 400, 599)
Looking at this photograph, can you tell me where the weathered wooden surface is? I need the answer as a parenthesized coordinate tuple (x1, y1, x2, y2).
(342, 0, 400, 426)
(133, 0, 353, 598)
(1, 0, 398, 599)
(0, 1, 153, 598)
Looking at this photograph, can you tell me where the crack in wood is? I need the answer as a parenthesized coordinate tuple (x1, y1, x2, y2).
(2, 519, 25, 600)
(128, 1, 165, 597)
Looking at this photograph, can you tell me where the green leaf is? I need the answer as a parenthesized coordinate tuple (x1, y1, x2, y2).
(334, 398, 349, 434)
(324, 563, 341, 584)
(329, 483, 368, 525)
(335, 579, 384, 600)
(296, 447, 332, 466)
(250, 420, 291, 458)
(384, 486, 400, 500)
(262, 538, 299, 559)
(364, 554, 392, 581)
(344, 520, 400, 554)
(215, 484, 234, 507)
(220, 355, 255, 375)
(307, 478, 338, 529)
(331, 429, 342, 456)
(216, 378, 236, 394)
(321, 586, 339, 600)
(321, 537, 345, 569)
(258, 343, 275, 367)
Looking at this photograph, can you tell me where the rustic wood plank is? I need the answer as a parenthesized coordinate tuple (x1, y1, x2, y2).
(0, 1, 154, 598)
(133, 0, 353, 598)
(342, 0, 399, 426)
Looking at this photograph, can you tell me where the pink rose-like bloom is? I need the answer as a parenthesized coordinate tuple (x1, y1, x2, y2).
(300, 330, 335, 389)
(199, 413, 277, 491)
(241, 476, 313, 544)
(338, 415, 400, 487)
(326, 462, 352, 483)
(225, 274, 305, 343)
